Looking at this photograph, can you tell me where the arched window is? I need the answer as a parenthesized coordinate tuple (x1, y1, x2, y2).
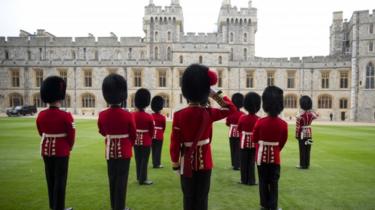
(62, 95, 71, 108)
(179, 55, 183, 64)
(5, 50, 9, 60)
(27, 50, 31, 60)
(154, 31, 159, 42)
(339, 98, 348, 109)
(318, 95, 332, 109)
(167, 31, 172, 41)
(154, 47, 159, 60)
(370, 23, 374, 34)
(284, 94, 297, 109)
(243, 48, 248, 61)
(366, 62, 375, 89)
(369, 41, 374, 52)
(72, 50, 76, 60)
(199, 56, 203, 64)
(33, 93, 46, 108)
(9, 93, 23, 107)
(230, 32, 234, 42)
(82, 93, 95, 108)
(167, 47, 172, 61)
(218, 56, 222, 64)
(244, 33, 248, 42)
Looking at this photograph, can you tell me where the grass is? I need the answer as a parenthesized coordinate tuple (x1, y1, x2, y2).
(0, 117, 375, 210)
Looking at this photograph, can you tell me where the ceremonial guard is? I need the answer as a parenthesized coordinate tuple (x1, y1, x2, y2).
(132, 88, 154, 185)
(170, 64, 236, 210)
(36, 76, 75, 210)
(295, 95, 318, 169)
(225, 93, 245, 170)
(253, 86, 288, 210)
(98, 74, 136, 210)
(151, 96, 166, 168)
(237, 92, 261, 185)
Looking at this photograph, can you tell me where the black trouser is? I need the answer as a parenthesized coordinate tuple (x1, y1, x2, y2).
(151, 139, 163, 167)
(229, 137, 240, 169)
(43, 156, 69, 210)
(107, 158, 130, 210)
(298, 138, 312, 169)
(134, 145, 151, 183)
(257, 164, 280, 210)
(180, 170, 212, 210)
(240, 148, 256, 185)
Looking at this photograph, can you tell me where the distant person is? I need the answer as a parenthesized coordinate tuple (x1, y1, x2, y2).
(295, 95, 318, 169)
(253, 86, 288, 210)
(151, 96, 166, 168)
(36, 76, 75, 210)
(330, 113, 333, 121)
(237, 92, 261, 185)
(133, 88, 154, 185)
(225, 93, 245, 170)
(98, 74, 136, 210)
(170, 64, 236, 210)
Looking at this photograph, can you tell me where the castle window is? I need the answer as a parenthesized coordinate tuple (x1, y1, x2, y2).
(72, 50, 76, 60)
(33, 94, 46, 108)
(248, 19, 251, 24)
(35, 69, 43, 87)
(167, 47, 172, 61)
(284, 94, 297, 109)
(9, 93, 23, 107)
(366, 62, 375, 89)
(5, 50, 9, 60)
(287, 71, 296, 89)
(84, 70, 92, 87)
(339, 98, 348, 109)
(140, 51, 145, 60)
(94, 50, 99, 60)
(83, 48, 87, 60)
(246, 71, 254, 88)
(199, 56, 203, 64)
(244, 33, 248, 42)
(369, 41, 374, 52)
(321, 72, 330, 89)
(340, 71, 349, 88)
(318, 95, 332, 109)
(243, 48, 248, 61)
(27, 50, 31, 60)
(39, 48, 43, 60)
(167, 31, 172, 41)
(267, 71, 275, 86)
(134, 70, 142, 87)
(179, 71, 183, 87)
(82, 93, 95, 108)
(11, 69, 20, 87)
(116, 50, 122, 60)
(370, 23, 374, 34)
(62, 95, 71, 108)
(128, 48, 132, 59)
(154, 47, 159, 60)
(218, 56, 222, 64)
(230, 32, 234, 42)
(230, 48, 234, 61)
(179, 55, 183, 64)
(59, 69, 68, 85)
(218, 70, 223, 87)
(154, 31, 159, 42)
(159, 71, 166, 87)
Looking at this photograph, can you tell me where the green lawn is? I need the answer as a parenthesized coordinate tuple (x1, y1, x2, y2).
(0, 117, 374, 210)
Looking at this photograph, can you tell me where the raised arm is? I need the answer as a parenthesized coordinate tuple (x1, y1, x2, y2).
(209, 96, 237, 122)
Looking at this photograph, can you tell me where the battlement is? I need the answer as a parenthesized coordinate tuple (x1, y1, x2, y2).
(182, 33, 220, 43)
(253, 55, 351, 64)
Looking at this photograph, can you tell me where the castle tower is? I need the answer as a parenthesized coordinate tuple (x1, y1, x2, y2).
(329, 11, 345, 56)
(143, 0, 184, 61)
(217, 0, 257, 60)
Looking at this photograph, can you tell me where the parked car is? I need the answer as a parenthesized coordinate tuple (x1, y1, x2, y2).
(6, 105, 37, 116)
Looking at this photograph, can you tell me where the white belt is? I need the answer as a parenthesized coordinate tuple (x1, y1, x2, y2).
(137, 129, 149, 133)
(184, 138, 210, 147)
(241, 131, 252, 148)
(302, 126, 311, 129)
(155, 127, 163, 130)
(257, 140, 279, 165)
(106, 134, 129, 160)
(242, 131, 252, 135)
(40, 133, 67, 157)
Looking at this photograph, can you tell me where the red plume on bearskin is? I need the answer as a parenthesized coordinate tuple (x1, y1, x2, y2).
(208, 70, 218, 86)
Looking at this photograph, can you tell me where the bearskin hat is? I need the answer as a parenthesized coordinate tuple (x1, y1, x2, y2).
(182, 64, 217, 103)
(262, 86, 284, 117)
(40, 76, 66, 103)
(151, 95, 164, 113)
(102, 74, 127, 105)
(244, 92, 261, 114)
(300, 95, 312, 111)
(231, 93, 244, 109)
(135, 88, 151, 109)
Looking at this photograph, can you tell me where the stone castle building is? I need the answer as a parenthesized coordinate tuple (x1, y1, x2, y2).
(0, 0, 374, 121)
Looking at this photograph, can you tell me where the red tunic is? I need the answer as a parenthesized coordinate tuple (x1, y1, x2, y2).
(252, 116, 288, 165)
(226, 110, 245, 138)
(296, 111, 318, 139)
(152, 113, 166, 141)
(238, 114, 259, 149)
(170, 96, 236, 177)
(132, 110, 154, 147)
(36, 107, 75, 157)
(98, 107, 136, 159)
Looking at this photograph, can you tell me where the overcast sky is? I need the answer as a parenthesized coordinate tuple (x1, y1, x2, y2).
(0, 0, 373, 57)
